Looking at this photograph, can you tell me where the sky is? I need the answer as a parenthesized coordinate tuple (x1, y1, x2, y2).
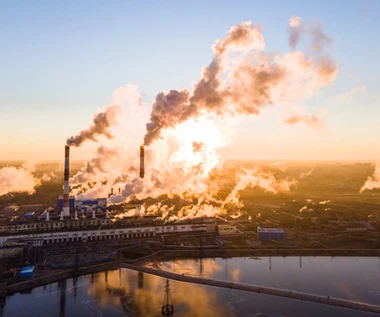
(0, 0, 379, 162)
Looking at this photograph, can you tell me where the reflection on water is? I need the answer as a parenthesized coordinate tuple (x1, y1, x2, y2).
(152, 256, 380, 306)
(1, 257, 380, 317)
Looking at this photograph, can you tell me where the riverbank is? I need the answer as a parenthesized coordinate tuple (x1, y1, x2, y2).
(158, 247, 380, 258)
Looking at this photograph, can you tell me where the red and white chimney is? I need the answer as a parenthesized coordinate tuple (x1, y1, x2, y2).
(63, 145, 70, 217)
(140, 145, 145, 178)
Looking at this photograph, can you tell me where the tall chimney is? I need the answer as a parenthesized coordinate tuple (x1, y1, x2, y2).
(140, 145, 145, 178)
(63, 145, 70, 217)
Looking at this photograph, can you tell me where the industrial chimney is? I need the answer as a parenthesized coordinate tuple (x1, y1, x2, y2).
(140, 145, 145, 178)
(62, 145, 70, 217)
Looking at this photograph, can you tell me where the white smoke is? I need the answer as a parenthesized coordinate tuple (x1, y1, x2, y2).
(68, 17, 338, 220)
(67, 104, 123, 147)
(0, 164, 40, 196)
(360, 163, 380, 192)
(269, 161, 287, 171)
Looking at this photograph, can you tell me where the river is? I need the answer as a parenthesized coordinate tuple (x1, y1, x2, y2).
(2, 256, 380, 316)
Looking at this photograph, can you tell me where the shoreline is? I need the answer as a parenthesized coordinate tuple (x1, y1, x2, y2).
(4, 248, 380, 295)
(156, 247, 380, 258)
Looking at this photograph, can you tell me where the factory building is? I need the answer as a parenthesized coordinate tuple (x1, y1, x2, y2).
(257, 227, 284, 241)
(57, 196, 107, 213)
(74, 198, 107, 212)
(0, 220, 215, 247)
(217, 224, 237, 236)
(56, 196, 75, 210)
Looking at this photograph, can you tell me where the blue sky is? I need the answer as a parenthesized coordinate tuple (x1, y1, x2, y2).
(1, 0, 379, 160)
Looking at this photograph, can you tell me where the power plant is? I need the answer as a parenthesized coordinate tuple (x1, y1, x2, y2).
(140, 145, 145, 178)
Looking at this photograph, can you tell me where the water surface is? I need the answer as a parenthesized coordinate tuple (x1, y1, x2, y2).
(2, 256, 380, 317)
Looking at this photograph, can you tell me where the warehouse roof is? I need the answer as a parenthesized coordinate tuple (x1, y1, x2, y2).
(257, 226, 284, 233)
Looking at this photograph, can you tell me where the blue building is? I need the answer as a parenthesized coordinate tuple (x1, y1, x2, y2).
(257, 227, 284, 241)
(56, 196, 75, 210)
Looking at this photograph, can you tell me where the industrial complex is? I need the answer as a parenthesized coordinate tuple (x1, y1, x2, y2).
(0, 145, 279, 250)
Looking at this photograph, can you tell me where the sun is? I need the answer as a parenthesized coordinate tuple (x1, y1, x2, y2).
(168, 117, 226, 172)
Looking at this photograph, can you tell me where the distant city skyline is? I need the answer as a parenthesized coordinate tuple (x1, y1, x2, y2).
(1, 0, 379, 161)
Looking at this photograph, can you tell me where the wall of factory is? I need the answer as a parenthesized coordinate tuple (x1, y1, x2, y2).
(0, 218, 114, 234)
(257, 227, 284, 241)
(1, 227, 156, 246)
(0, 222, 210, 246)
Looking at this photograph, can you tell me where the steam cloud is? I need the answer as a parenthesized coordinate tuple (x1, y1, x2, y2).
(70, 146, 119, 184)
(144, 19, 337, 145)
(70, 17, 338, 220)
(360, 163, 380, 192)
(288, 16, 332, 51)
(0, 165, 40, 196)
(67, 104, 122, 147)
(283, 114, 324, 129)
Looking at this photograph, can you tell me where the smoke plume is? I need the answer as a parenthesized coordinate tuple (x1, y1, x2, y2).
(144, 19, 337, 146)
(0, 164, 40, 196)
(66, 104, 122, 147)
(360, 163, 380, 192)
(70, 146, 119, 185)
(288, 16, 332, 51)
(284, 114, 324, 129)
(72, 17, 339, 221)
(288, 16, 303, 50)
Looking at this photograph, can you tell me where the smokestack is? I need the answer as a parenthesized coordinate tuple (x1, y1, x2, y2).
(46, 211, 50, 221)
(92, 207, 96, 219)
(140, 145, 145, 178)
(63, 145, 70, 217)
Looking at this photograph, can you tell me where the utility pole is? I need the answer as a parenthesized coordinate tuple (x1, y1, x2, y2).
(161, 279, 174, 316)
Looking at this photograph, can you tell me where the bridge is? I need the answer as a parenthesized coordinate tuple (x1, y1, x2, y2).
(121, 263, 380, 314)
(5, 261, 380, 314)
